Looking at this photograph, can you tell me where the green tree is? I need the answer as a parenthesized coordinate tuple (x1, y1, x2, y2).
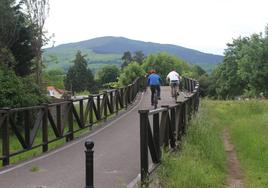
(121, 51, 132, 69)
(118, 62, 145, 86)
(11, 9, 36, 76)
(96, 65, 120, 85)
(0, 0, 18, 49)
(237, 33, 268, 96)
(191, 65, 206, 78)
(208, 27, 268, 99)
(64, 51, 95, 92)
(0, 0, 19, 69)
(142, 52, 191, 83)
(133, 50, 146, 65)
(0, 0, 46, 108)
(0, 0, 35, 76)
(0, 67, 47, 108)
(0, 48, 16, 69)
(208, 39, 246, 99)
(23, 0, 50, 85)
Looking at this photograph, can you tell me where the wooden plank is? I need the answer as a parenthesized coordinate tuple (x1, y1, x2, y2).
(48, 110, 60, 137)
(147, 120, 159, 163)
(2, 110, 9, 166)
(9, 116, 27, 149)
(72, 103, 84, 128)
(30, 110, 44, 146)
(84, 98, 90, 123)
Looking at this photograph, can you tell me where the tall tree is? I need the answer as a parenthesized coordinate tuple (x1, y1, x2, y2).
(208, 28, 268, 99)
(118, 62, 145, 86)
(0, 0, 18, 48)
(121, 51, 132, 69)
(0, 0, 19, 68)
(97, 65, 120, 85)
(11, 8, 35, 76)
(64, 51, 95, 92)
(23, 0, 50, 85)
(142, 52, 191, 82)
(133, 50, 146, 65)
(0, 0, 35, 74)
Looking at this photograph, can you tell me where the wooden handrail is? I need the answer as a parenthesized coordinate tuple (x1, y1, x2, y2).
(0, 77, 146, 166)
(139, 77, 200, 183)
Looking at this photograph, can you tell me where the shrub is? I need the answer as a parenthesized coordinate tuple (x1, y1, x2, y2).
(0, 68, 47, 108)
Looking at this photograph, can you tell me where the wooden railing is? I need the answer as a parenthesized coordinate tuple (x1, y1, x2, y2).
(139, 77, 199, 183)
(0, 77, 146, 166)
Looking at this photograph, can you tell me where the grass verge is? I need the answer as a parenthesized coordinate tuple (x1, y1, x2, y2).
(158, 100, 227, 188)
(213, 100, 268, 188)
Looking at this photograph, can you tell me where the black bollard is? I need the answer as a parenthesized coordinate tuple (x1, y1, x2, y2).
(85, 140, 94, 188)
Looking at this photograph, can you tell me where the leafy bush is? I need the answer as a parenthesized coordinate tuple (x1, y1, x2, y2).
(0, 68, 47, 108)
(142, 52, 191, 83)
(96, 65, 120, 85)
(118, 62, 145, 86)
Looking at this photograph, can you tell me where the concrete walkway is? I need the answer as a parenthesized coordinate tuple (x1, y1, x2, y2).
(0, 87, 189, 188)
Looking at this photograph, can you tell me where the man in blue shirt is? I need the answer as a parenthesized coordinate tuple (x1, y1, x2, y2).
(147, 69, 163, 106)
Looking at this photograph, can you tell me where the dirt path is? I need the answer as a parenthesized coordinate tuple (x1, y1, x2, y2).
(223, 128, 246, 188)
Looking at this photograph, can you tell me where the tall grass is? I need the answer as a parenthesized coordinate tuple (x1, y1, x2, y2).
(218, 100, 268, 188)
(158, 101, 227, 188)
(158, 99, 268, 187)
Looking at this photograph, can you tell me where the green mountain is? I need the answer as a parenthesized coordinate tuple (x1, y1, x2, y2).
(44, 36, 223, 73)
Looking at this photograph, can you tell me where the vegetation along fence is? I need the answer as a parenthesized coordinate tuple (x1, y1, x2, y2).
(0, 77, 146, 166)
(139, 77, 199, 183)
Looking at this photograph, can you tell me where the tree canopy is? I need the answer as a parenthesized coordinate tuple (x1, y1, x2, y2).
(142, 52, 191, 83)
(64, 51, 95, 92)
(208, 27, 268, 99)
(0, 0, 35, 75)
(96, 65, 120, 85)
(0, 0, 47, 107)
(118, 62, 145, 86)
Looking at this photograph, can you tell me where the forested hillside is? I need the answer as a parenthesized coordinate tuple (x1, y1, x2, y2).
(44, 36, 223, 73)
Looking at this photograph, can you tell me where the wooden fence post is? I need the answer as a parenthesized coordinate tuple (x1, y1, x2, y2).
(170, 107, 176, 148)
(24, 110, 30, 148)
(67, 101, 74, 141)
(2, 108, 10, 166)
(42, 104, 48, 152)
(80, 99, 84, 126)
(153, 113, 161, 161)
(139, 109, 149, 183)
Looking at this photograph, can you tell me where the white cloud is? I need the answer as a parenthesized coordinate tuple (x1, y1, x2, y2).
(45, 0, 268, 55)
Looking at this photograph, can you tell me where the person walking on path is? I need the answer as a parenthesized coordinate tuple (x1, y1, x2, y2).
(147, 69, 163, 106)
(166, 69, 180, 97)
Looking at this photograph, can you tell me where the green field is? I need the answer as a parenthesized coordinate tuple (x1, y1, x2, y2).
(43, 47, 122, 73)
(159, 99, 268, 188)
(214, 100, 268, 188)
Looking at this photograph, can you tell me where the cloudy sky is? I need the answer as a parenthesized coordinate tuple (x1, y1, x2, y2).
(45, 0, 268, 55)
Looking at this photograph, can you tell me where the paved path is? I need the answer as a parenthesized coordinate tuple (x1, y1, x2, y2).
(0, 87, 189, 188)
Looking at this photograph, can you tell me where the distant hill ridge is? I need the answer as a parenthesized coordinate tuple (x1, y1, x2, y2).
(54, 36, 223, 65)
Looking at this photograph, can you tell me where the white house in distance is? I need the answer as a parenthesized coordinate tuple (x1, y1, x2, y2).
(47, 86, 65, 98)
